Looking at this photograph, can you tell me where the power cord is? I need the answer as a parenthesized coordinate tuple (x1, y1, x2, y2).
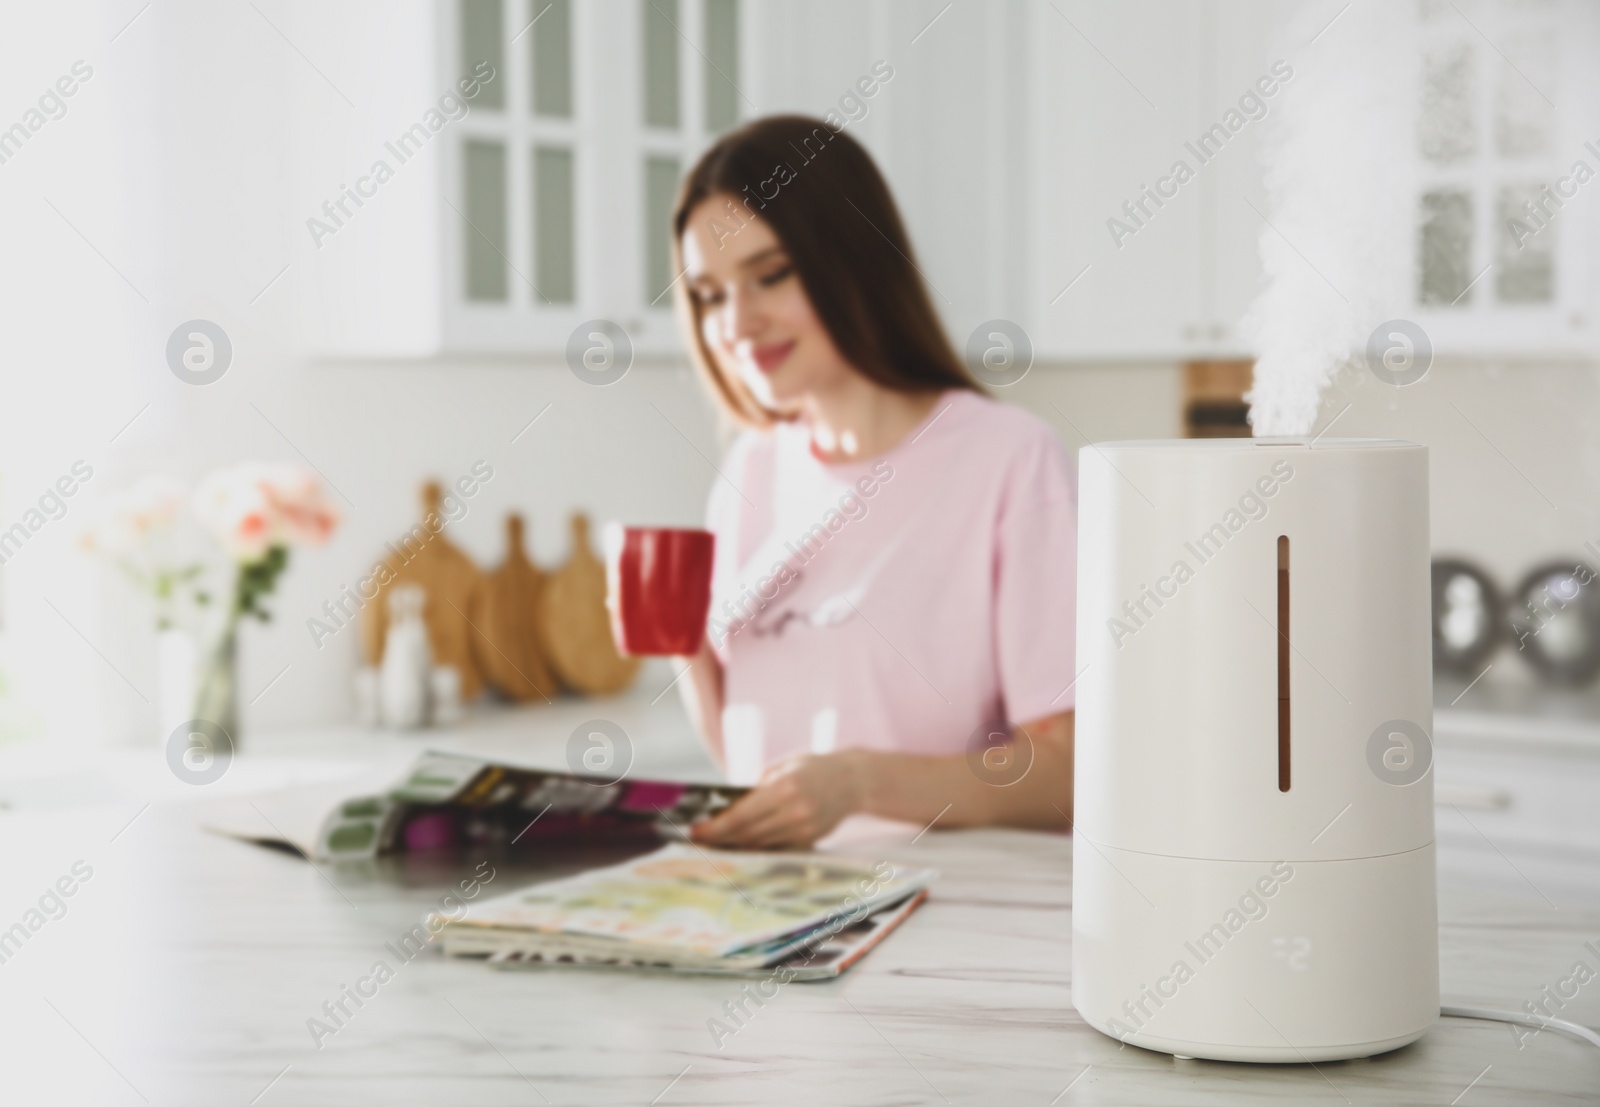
(1441, 1004, 1600, 1050)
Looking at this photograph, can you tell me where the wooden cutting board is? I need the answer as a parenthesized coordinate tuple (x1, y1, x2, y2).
(361, 481, 488, 701)
(537, 513, 640, 696)
(472, 514, 559, 702)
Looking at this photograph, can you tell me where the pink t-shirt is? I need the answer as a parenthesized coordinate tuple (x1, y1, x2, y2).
(705, 389, 1079, 784)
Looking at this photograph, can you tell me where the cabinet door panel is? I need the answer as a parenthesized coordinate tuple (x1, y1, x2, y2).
(1030, 0, 1205, 359)
(1209, 0, 1283, 356)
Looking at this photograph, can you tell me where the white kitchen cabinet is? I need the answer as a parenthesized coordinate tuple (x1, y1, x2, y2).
(1206, 1, 1284, 355)
(740, 0, 1270, 363)
(1434, 709, 1600, 856)
(739, 0, 1035, 361)
(1024, 0, 1600, 363)
(285, 0, 1596, 365)
(1407, 0, 1600, 358)
(747, 0, 1230, 363)
(1026, 0, 1282, 361)
(1027, 0, 1204, 360)
(283, 0, 1280, 364)
(709, 0, 1283, 363)
(289, 0, 741, 359)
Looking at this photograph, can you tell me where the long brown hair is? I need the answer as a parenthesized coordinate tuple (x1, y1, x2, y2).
(671, 115, 979, 428)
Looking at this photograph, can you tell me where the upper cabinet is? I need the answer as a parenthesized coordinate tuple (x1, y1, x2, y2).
(1022, 0, 1599, 362)
(1408, 0, 1599, 357)
(1026, 0, 1280, 361)
(289, 0, 1598, 363)
(292, 0, 742, 359)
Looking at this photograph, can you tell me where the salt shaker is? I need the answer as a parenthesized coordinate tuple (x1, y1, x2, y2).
(429, 666, 464, 725)
(379, 585, 432, 729)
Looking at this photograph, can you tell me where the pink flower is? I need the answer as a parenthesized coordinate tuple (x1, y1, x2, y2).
(263, 467, 340, 547)
(193, 463, 340, 563)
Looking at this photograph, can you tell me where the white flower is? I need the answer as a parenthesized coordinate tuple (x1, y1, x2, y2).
(82, 474, 187, 557)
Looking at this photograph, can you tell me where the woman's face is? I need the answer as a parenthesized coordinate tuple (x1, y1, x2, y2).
(681, 194, 853, 413)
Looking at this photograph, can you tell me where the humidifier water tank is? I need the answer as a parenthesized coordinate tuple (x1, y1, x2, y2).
(1072, 439, 1439, 1063)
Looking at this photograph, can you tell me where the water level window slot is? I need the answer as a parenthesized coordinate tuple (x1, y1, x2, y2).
(1277, 534, 1290, 793)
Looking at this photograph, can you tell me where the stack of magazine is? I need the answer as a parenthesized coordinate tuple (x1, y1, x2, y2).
(205, 751, 937, 979)
(433, 843, 937, 979)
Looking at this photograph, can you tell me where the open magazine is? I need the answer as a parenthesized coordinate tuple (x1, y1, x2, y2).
(203, 750, 748, 861)
(204, 756, 937, 980)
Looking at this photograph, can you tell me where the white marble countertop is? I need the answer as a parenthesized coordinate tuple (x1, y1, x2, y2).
(1, 693, 1598, 1104)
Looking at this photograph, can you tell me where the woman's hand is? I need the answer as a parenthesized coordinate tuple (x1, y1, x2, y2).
(687, 711, 1073, 849)
(690, 751, 868, 850)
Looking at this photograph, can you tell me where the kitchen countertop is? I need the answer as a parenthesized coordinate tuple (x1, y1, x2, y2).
(1, 693, 1597, 1104)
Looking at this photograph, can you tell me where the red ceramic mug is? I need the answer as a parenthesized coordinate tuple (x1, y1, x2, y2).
(605, 525, 716, 656)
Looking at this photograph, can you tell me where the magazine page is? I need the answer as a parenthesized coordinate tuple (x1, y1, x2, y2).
(206, 750, 751, 861)
(318, 752, 750, 860)
(483, 889, 931, 979)
(436, 842, 938, 957)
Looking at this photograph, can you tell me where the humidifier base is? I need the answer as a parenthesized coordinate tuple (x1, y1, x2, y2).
(1108, 1026, 1430, 1065)
(1070, 837, 1439, 1063)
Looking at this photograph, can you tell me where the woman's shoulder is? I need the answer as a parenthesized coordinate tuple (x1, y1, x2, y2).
(935, 392, 1079, 521)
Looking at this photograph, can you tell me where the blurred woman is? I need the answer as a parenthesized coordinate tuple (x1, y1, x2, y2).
(672, 115, 1078, 849)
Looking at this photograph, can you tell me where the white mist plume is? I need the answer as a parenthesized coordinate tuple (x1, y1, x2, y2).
(1242, 3, 1419, 436)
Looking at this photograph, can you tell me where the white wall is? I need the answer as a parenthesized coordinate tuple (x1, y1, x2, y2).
(1333, 357, 1600, 599)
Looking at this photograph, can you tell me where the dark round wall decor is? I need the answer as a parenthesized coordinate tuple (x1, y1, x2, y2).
(1508, 560, 1600, 686)
(1430, 558, 1502, 677)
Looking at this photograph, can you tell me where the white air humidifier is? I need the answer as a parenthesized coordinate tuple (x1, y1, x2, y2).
(1072, 438, 1439, 1062)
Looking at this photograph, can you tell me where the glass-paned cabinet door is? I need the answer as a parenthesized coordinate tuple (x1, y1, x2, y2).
(637, 0, 742, 320)
(642, 0, 682, 128)
(641, 0, 740, 130)
(643, 154, 681, 305)
(450, 0, 580, 338)
(448, 0, 741, 350)
(1412, 0, 1597, 353)
(703, 0, 739, 134)
(463, 139, 510, 302)
(534, 145, 576, 302)
(532, 0, 573, 117)
(461, 0, 506, 110)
